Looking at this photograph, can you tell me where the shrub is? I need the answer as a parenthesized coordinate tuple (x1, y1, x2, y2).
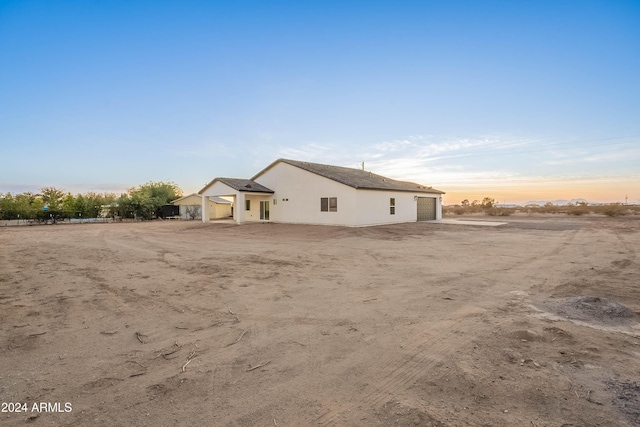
(567, 205, 589, 216)
(603, 205, 624, 217)
(486, 207, 512, 216)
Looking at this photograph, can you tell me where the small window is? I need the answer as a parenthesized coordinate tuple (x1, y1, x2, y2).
(390, 198, 395, 215)
(245, 200, 250, 211)
(321, 197, 337, 212)
(273, 199, 277, 205)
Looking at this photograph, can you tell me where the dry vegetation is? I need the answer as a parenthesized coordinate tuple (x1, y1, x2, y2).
(1, 217, 639, 426)
(445, 203, 640, 217)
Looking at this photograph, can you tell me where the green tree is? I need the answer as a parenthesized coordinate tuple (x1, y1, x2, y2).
(83, 192, 103, 218)
(461, 199, 470, 207)
(12, 193, 45, 220)
(40, 187, 65, 209)
(74, 194, 88, 218)
(127, 181, 182, 219)
(61, 193, 76, 218)
(129, 192, 156, 220)
(1, 184, 181, 222)
(0, 193, 16, 219)
(113, 194, 134, 218)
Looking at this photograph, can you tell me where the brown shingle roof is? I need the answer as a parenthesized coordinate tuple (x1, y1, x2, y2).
(215, 178, 274, 193)
(254, 159, 444, 194)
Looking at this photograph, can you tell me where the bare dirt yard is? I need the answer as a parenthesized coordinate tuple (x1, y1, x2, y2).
(1, 216, 639, 426)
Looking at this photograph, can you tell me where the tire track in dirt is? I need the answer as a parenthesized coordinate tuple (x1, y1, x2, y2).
(92, 270, 199, 315)
(430, 229, 581, 286)
(100, 234, 166, 263)
(412, 229, 580, 295)
(546, 228, 580, 256)
(613, 231, 637, 262)
(81, 267, 145, 304)
(503, 228, 580, 272)
(95, 233, 203, 314)
(307, 313, 486, 426)
(75, 261, 197, 316)
(308, 230, 583, 425)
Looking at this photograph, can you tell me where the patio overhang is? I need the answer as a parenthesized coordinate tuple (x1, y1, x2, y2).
(199, 178, 274, 224)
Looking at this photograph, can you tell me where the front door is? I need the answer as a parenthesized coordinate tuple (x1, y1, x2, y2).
(259, 201, 270, 220)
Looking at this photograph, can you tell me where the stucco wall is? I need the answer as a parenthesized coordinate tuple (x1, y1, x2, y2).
(201, 182, 268, 223)
(201, 182, 238, 222)
(179, 205, 200, 219)
(254, 162, 443, 226)
(353, 190, 416, 225)
(179, 202, 230, 220)
(242, 195, 271, 222)
(211, 202, 232, 219)
(173, 194, 201, 206)
(174, 195, 201, 219)
(255, 162, 358, 226)
(202, 181, 237, 198)
(202, 162, 443, 226)
(175, 193, 231, 220)
(353, 190, 442, 225)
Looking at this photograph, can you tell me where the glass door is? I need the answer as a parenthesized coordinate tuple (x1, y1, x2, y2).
(259, 201, 269, 220)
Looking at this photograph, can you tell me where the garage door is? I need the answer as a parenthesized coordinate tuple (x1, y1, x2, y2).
(417, 197, 436, 221)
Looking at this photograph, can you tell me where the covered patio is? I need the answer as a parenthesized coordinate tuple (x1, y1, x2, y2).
(199, 178, 274, 224)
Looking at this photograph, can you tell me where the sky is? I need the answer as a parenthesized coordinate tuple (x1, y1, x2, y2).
(1, 0, 639, 205)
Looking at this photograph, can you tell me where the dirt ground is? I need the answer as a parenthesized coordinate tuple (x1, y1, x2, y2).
(1, 216, 639, 426)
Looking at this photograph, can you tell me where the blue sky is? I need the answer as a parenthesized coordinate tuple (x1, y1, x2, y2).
(1, 0, 639, 204)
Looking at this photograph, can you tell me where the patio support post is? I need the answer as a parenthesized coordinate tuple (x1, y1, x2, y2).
(236, 193, 246, 224)
(202, 195, 210, 223)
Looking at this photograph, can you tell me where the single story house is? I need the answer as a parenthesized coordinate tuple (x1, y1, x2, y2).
(171, 193, 232, 220)
(198, 158, 444, 226)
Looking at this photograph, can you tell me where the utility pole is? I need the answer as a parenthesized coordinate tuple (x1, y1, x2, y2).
(625, 195, 628, 205)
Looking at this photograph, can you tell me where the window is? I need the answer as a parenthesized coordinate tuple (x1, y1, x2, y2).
(329, 197, 337, 212)
(321, 197, 338, 212)
(245, 200, 251, 211)
(390, 198, 395, 215)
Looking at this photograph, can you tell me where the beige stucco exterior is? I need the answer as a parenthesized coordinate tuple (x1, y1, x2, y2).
(172, 194, 231, 220)
(199, 160, 443, 226)
(200, 181, 271, 224)
(254, 162, 442, 226)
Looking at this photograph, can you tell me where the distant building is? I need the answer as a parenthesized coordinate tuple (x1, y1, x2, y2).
(171, 193, 232, 220)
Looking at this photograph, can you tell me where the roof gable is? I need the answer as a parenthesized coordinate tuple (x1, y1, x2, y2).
(253, 159, 444, 194)
(171, 193, 201, 204)
(199, 178, 274, 194)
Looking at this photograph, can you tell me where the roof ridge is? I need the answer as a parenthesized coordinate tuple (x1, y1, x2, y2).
(277, 159, 443, 194)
